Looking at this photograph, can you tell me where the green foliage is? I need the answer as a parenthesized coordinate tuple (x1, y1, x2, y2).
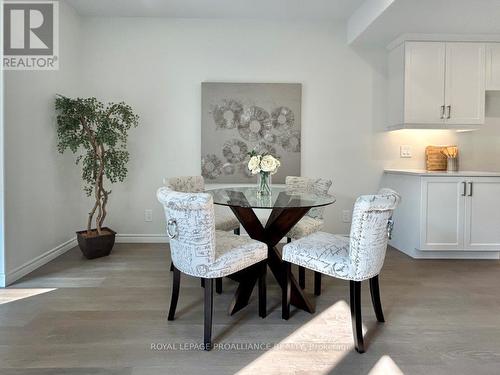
(247, 149, 279, 159)
(55, 95, 139, 231)
(247, 149, 259, 158)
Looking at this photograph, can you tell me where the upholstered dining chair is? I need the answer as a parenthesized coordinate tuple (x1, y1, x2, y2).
(281, 188, 401, 353)
(285, 176, 333, 295)
(165, 176, 240, 233)
(165, 176, 241, 293)
(157, 187, 267, 351)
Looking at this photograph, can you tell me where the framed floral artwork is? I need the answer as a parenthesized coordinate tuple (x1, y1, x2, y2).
(201, 82, 301, 183)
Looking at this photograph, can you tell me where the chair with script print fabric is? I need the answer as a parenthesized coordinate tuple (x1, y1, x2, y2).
(157, 186, 267, 351)
(165, 176, 241, 293)
(282, 189, 401, 353)
(285, 176, 333, 295)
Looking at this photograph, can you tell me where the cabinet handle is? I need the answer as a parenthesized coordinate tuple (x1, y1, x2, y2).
(462, 181, 467, 196)
(440, 105, 445, 119)
(446, 105, 451, 119)
(468, 182, 473, 197)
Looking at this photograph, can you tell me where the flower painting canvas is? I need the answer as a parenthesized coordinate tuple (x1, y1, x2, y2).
(201, 82, 302, 183)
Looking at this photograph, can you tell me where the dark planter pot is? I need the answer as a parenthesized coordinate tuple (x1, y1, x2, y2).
(76, 227, 116, 259)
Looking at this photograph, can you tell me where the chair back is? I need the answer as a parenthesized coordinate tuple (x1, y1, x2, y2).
(157, 186, 216, 277)
(285, 176, 333, 219)
(164, 176, 205, 193)
(348, 188, 401, 280)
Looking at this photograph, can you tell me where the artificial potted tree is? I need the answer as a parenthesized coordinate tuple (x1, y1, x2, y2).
(55, 95, 139, 259)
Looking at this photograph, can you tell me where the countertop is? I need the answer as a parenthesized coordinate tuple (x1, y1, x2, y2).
(384, 169, 500, 177)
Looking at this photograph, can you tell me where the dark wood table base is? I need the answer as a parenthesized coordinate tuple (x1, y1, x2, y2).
(225, 192, 316, 316)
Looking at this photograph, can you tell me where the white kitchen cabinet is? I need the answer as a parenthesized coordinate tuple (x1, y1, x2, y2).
(388, 41, 485, 129)
(444, 43, 485, 125)
(382, 170, 500, 259)
(464, 178, 500, 250)
(420, 178, 465, 251)
(404, 42, 446, 124)
(486, 43, 500, 90)
(421, 176, 500, 251)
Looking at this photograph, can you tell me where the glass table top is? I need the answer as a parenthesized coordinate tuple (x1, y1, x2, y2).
(207, 186, 336, 209)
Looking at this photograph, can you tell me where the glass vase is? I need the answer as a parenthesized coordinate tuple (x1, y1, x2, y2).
(257, 171, 272, 196)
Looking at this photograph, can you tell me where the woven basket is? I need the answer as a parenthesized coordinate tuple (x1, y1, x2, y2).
(425, 146, 448, 171)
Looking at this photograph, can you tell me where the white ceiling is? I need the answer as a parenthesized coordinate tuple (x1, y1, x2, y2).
(66, 0, 500, 46)
(66, 0, 366, 19)
(351, 0, 500, 45)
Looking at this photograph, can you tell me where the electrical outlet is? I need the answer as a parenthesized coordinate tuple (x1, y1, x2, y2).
(144, 209, 153, 222)
(342, 210, 351, 223)
(400, 145, 412, 158)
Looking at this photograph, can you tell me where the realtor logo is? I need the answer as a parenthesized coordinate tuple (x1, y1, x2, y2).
(3, 1, 59, 70)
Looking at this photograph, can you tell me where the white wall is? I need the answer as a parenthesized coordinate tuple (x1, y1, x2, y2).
(0, 2, 5, 285)
(78, 17, 459, 236)
(2, 1, 83, 284)
(10, 6, 494, 284)
(458, 92, 500, 171)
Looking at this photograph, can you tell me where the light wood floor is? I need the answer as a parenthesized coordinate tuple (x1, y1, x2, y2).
(1, 244, 499, 375)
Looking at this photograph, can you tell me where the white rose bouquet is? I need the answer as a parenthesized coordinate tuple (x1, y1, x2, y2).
(247, 151, 281, 175)
(247, 150, 281, 196)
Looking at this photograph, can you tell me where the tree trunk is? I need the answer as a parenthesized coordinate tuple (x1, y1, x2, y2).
(99, 190, 109, 229)
(95, 144, 106, 235)
(81, 117, 107, 236)
(87, 200, 99, 233)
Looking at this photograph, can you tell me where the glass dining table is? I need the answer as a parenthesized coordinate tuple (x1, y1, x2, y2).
(207, 186, 336, 316)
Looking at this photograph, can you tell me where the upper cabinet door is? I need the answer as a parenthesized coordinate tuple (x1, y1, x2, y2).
(404, 42, 446, 124)
(486, 43, 500, 90)
(444, 43, 485, 125)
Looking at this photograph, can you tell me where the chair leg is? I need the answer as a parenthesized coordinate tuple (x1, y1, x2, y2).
(258, 261, 267, 318)
(170, 261, 174, 272)
(234, 227, 240, 235)
(204, 278, 213, 351)
(350, 280, 365, 353)
(369, 275, 385, 323)
(216, 278, 223, 294)
(314, 271, 322, 296)
(282, 261, 291, 320)
(168, 266, 181, 321)
(299, 266, 306, 289)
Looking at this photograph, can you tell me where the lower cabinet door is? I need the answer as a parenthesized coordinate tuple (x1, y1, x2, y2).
(420, 178, 465, 250)
(464, 178, 500, 251)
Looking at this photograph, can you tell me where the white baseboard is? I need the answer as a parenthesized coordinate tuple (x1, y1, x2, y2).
(115, 233, 168, 243)
(5, 237, 77, 286)
(394, 246, 500, 260)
